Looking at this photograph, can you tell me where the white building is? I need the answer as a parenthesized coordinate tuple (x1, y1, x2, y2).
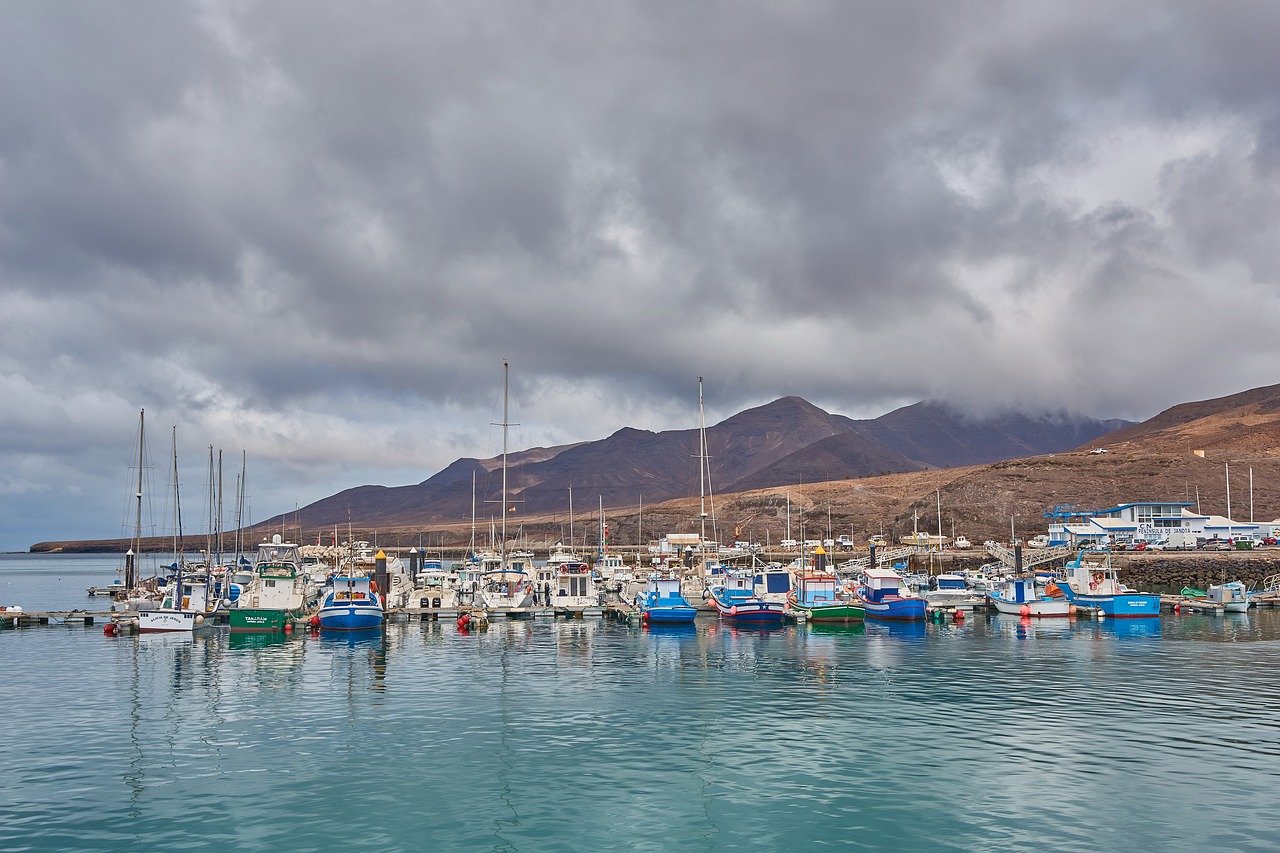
(1056, 501, 1260, 548)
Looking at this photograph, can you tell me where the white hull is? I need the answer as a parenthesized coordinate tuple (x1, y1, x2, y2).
(138, 609, 204, 633)
(989, 596, 1071, 617)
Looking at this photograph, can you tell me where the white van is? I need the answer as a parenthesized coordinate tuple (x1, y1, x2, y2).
(779, 539, 798, 550)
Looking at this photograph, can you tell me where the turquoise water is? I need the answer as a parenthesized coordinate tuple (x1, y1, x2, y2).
(3, 554, 1280, 851)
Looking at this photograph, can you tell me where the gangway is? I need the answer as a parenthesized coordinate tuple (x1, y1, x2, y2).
(985, 542, 1074, 571)
(837, 546, 924, 574)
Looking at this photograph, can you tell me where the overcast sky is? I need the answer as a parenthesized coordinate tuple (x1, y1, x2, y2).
(2, 1, 1278, 551)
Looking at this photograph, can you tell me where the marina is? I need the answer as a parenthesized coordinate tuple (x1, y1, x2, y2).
(4, 551, 1280, 851)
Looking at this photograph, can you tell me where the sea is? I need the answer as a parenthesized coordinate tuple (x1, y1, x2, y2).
(2, 552, 1279, 852)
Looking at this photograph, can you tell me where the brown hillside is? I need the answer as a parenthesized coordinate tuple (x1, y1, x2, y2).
(1095, 383, 1280, 458)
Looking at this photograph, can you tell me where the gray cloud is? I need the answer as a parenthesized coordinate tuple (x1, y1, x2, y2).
(2, 0, 1278, 549)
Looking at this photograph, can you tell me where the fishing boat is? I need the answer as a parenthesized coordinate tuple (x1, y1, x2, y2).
(316, 574, 384, 630)
(706, 571, 786, 625)
(1207, 580, 1251, 613)
(787, 573, 864, 622)
(852, 567, 927, 621)
(988, 575, 1071, 617)
(1055, 549, 1160, 617)
(229, 535, 314, 632)
(637, 574, 698, 624)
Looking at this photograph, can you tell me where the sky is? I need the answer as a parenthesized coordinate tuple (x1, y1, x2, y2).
(2, 1, 1278, 551)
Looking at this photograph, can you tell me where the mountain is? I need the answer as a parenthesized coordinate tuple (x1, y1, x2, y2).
(270, 395, 1128, 531)
(849, 401, 1132, 468)
(1088, 382, 1280, 457)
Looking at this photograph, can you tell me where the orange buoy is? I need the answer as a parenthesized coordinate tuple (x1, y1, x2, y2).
(1019, 605, 1030, 617)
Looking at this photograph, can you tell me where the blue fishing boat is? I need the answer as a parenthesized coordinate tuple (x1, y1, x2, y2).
(1056, 549, 1160, 617)
(706, 571, 786, 625)
(637, 575, 698, 624)
(316, 574, 385, 630)
(853, 567, 927, 621)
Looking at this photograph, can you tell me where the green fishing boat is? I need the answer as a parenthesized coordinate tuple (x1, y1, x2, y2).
(788, 573, 865, 622)
(229, 536, 316, 632)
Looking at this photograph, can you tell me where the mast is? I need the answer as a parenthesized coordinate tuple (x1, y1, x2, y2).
(216, 450, 224, 567)
(698, 377, 708, 544)
(1226, 462, 1232, 542)
(171, 426, 184, 609)
(469, 469, 477, 557)
(599, 495, 605, 558)
(569, 484, 574, 552)
(234, 450, 246, 567)
(128, 409, 145, 591)
(500, 361, 509, 565)
(206, 446, 215, 564)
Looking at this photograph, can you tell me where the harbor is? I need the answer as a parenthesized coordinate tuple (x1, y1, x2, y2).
(5, 549, 1280, 852)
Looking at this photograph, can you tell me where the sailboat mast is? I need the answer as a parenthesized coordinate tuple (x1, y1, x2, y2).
(501, 360, 509, 564)
(234, 450, 246, 566)
(698, 377, 707, 543)
(469, 469, 477, 556)
(128, 408, 145, 591)
(172, 426, 184, 605)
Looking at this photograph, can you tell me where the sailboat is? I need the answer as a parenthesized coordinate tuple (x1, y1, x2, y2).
(474, 361, 535, 616)
(139, 427, 212, 633)
(692, 378, 785, 626)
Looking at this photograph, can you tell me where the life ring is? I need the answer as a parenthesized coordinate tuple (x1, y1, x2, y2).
(1092, 573, 1103, 584)
(1089, 581, 1099, 591)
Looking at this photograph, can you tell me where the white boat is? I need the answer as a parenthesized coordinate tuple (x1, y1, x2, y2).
(1207, 581, 1251, 612)
(988, 576, 1071, 617)
(140, 428, 212, 634)
(923, 573, 986, 609)
(551, 559, 602, 617)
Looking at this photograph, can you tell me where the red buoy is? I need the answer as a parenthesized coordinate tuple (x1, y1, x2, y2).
(457, 613, 470, 630)
(283, 622, 293, 634)
(1019, 605, 1030, 617)
(953, 609, 965, 621)
(309, 614, 320, 627)
(103, 622, 117, 636)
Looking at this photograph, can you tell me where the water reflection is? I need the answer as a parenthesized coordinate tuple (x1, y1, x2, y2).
(804, 620, 867, 636)
(316, 627, 386, 648)
(1092, 617, 1163, 640)
(228, 631, 289, 650)
(986, 612, 1077, 640)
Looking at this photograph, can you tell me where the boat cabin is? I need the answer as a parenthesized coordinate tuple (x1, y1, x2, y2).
(794, 574, 839, 606)
(861, 567, 909, 602)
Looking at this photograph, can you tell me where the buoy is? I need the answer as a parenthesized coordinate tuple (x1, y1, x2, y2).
(1173, 603, 1181, 614)
(309, 614, 320, 627)
(1069, 604, 1077, 616)
(283, 622, 293, 634)
(194, 614, 205, 625)
(1019, 605, 1030, 617)
(953, 609, 964, 622)
(104, 622, 117, 636)
(457, 612, 470, 630)
(642, 611, 650, 625)
(729, 606, 739, 616)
